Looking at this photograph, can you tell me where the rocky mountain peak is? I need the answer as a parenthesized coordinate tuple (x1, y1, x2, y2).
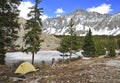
(42, 9, 120, 36)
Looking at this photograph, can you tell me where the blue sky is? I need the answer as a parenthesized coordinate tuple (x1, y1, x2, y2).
(19, 0, 120, 19)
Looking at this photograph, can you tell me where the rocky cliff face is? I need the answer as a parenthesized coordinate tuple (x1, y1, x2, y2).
(42, 9, 120, 36)
(15, 17, 60, 50)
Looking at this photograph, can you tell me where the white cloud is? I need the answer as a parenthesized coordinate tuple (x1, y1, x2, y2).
(55, 8, 65, 17)
(87, 3, 112, 14)
(18, 1, 34, 19)
(55, 8, 64, 14)
(18, 1, 49, 20)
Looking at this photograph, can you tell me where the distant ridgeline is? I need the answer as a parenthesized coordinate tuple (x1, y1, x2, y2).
(42, 9, 120, 36)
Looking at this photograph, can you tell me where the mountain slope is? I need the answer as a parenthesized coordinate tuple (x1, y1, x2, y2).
(15, 17, 60, 51)
(42, 9, 120, 36)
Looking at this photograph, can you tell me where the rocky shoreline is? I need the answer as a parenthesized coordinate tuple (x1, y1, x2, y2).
(1, 57, 120, 83)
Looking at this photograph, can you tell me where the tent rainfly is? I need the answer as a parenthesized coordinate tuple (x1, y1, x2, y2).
(15, 62, 36, 74)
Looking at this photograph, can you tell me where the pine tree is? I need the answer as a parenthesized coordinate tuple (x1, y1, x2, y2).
(0, 0, 21, 64)
(82, 29, 96, 57)
(57, 36, 69, 62)
(68, 19, 75, 61)
(24, 0, 43, 65)
(58, 19, 80, 62)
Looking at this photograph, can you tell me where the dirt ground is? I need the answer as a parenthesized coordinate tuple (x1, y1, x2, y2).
(1, 57, 120, 83)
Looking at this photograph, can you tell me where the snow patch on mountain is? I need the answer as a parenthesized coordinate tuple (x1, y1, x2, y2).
(42, 9, 120, 36)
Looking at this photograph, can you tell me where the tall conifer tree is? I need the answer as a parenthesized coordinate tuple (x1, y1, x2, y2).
(0, 0, 21, 64)
(57, 36, 69, 62)
(58, 19, 80, 62)
(82, 29, 96, 57)
(24, 0, 43, 65)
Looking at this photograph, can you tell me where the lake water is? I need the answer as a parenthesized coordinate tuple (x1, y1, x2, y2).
(5, 51, 82, 64)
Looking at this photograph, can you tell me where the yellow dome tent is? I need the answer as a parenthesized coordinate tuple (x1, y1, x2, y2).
(15, 62, 36, 74)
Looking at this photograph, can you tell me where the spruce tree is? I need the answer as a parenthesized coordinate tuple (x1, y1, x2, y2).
(68, 19, 75, 61)
(57, 36, 69, 62)
(24, 0, 43, 65)
(0, 0, 21, 64)
(82, 29, 96, 57)
(58, 19, 80, 62)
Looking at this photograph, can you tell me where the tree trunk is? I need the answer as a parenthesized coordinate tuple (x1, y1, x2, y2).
(32, 52, 34, 65)
(0, 44, 6, 65)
